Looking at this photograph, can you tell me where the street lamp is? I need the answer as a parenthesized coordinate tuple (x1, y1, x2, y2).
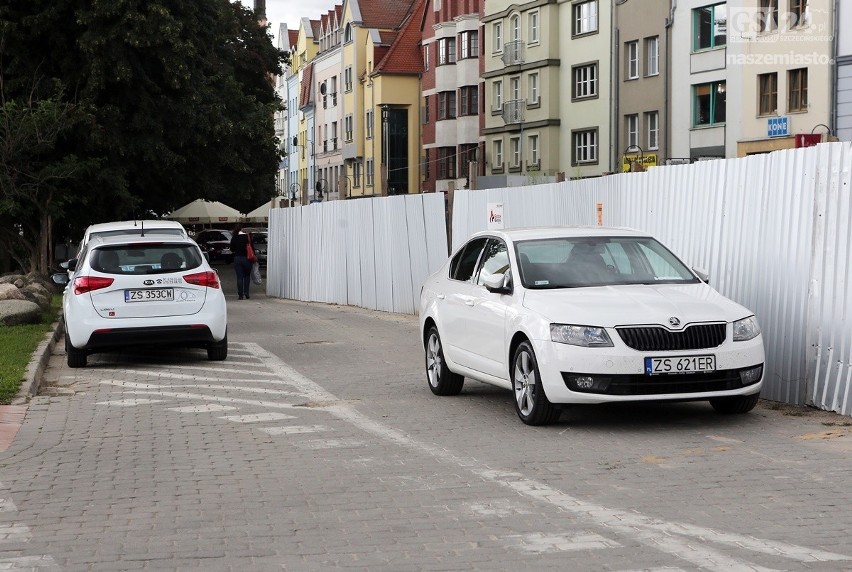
(623, 144, 645, 172)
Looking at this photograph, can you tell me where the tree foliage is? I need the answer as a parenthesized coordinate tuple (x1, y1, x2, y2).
(0, 0, 286, 274)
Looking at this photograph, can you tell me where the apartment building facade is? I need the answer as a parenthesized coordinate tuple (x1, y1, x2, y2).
(835, 0, 851, 141)
(615, 0, 670, 171)
(421, 0, 483, 193)
(483, 1, 562, 180)
(313, 7, 344, 201)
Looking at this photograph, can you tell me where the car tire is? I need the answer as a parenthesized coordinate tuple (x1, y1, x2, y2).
(512, 341, 560, 426)
(425, 326, 464, 396)
(709, 393, 759, 414)
(207, 333, 228, 361)
(65, 334, 87, 368)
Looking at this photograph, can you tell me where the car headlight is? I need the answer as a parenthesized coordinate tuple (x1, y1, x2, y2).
(550, 324, 613, 347)
(733, 315, 761, 342)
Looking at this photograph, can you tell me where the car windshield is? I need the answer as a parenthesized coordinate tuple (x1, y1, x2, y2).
(515, 236, 699, 289)
(90, 244, 204, 275)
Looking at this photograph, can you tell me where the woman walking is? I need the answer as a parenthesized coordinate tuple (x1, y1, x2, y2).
(230, 224, 252, 300)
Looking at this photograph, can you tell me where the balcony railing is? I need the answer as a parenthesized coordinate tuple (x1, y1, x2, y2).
(501, 40, 525, 66)
(502, 99, 525, 124)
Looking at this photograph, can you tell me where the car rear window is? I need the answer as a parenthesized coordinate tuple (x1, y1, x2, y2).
(90, 244, 203, 275)
(91, 228, 185, 240)
(251, 233, 268, 246)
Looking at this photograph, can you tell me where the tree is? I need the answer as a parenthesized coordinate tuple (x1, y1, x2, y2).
(0, 85, 99, 274)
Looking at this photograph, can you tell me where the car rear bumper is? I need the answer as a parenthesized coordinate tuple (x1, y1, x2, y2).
(85, 325, 216, 350)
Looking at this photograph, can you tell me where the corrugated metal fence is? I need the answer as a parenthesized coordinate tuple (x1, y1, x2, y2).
(267, 193, 448, 315)
(451, 142, 852, 416)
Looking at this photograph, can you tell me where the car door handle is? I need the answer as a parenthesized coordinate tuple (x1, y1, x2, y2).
(465, 300, 475, 306)
(437, 294, 445, 300)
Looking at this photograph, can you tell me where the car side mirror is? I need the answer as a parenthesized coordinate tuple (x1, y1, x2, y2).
(60, 260, 70, 270)
(484, 272, 512, 294)
(693, 267, 710, 284)
(51, 273, 70, 286)
(67, 258, 78, 271)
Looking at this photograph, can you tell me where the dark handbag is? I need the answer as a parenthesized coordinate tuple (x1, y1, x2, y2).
(246, 235, 257, 263)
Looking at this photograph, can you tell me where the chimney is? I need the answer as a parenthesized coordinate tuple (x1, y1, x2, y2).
(254, 0, 266, 18)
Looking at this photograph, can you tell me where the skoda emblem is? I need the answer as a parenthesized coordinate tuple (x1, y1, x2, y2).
(668, 317, 681, 328)
(143, 280, 154, 286)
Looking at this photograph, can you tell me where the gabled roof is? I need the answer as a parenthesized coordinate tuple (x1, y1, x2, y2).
(299, 63, 314, 109)
(310, 19, 321, 40)
(372, 0, 425, 76)
(357, 0, 417, 30)
(334, 5, 343, 27)
(288, 30, 299, 46)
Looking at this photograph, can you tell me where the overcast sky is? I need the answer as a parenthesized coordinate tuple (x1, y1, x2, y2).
(239, 0, 335, 46)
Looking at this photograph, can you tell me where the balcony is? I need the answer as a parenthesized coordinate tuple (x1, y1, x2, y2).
(501, 40, 525, 66)
(502, 100, 525, 124)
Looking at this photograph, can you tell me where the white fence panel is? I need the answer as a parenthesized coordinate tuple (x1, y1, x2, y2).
(267, 193, 448, 314)
(451, 142, 852, 415)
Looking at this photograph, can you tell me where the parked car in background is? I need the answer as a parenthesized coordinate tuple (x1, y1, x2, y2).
(195, 229, 233, 264)
(52, 233, 227, 368)
(419, 227, 765, 426)
(243, 227, 269, 266)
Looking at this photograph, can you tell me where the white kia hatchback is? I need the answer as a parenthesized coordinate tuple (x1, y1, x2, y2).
(419, 227, 765, 425)
(54, 234, 227, 368)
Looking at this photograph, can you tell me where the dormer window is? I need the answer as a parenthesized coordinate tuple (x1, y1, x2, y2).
(344, 23, 353, 43)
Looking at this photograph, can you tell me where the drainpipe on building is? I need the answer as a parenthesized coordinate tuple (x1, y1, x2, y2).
(831, 0, 838, 134)
(664, 0, 677, 163)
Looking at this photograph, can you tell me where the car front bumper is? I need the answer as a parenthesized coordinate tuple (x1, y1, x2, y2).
(530, 331, 765, 405)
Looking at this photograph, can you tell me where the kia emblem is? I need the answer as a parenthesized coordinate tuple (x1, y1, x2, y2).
(669, 317, 681, 328)
(143, 280, 154, 286)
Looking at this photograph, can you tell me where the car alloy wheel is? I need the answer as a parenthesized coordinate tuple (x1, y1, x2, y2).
(425, 327, 464, 396)
(512, 341, 559, 425)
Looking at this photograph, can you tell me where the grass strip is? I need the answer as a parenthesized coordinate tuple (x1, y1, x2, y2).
(0, 295, 61, 404)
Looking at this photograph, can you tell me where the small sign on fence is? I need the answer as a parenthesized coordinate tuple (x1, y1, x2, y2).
(487, 203, 504, 229)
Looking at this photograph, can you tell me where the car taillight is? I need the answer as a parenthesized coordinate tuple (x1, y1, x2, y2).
(74, 276, 114, 295)
(183, 271, 221, 289)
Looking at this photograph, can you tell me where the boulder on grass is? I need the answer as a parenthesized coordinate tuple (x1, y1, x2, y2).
(20, 285, 51, 311)
(0, 283, 26, 301)
(0, 300, 43, 326)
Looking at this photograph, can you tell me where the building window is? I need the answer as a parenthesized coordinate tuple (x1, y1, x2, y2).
(693, 82, 727, 126)
(493, 139, 503, 170)
(693, 4, 727, 51)
(626, 41, 639, 80)
(510, 14, 521, 42)
(423, 149, 430, 179)
(438, 91, 457, 120)
(573, 63, 597, 99)
(492, 81, 503, 111)
(438, 37, 456, 65)
(460, 31, 479, 59)
(438, 147, 456, 179)
(366, 109, 374, 138)
(626, 114, 639, 148)
(366, 159, 374, 186)
(573, 1, 598, 36)
(573, 129, 598, 165)
(790, 0, 809, 27)
(528, 134, 539, 167)
(459, 86, 478, 116)
(645, 36, 659, 76)
(423, 95, 430, 124)
(510, 137, 521, 168)
(759, 0, 778, 31)
(423, 44, 430, 70)
(459, 144, 478, 178)
(529, 10, 539, 44)
(646, 111, 659, 150)
(528, 73, 539, 105)
(510, 77, 520, 102)
(353, 161, 361, 187)
(758, 73, 777, 116)
(344, 114, 353, 141)
(492, 22, 503, 52)
(344, 66, 353, 92)
(788, 68, 808, 112)
(344, 23, 352, 43)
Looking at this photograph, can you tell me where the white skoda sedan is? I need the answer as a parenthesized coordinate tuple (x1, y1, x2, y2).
(419, 227, 764, 425)
(54, 234, 227, 368)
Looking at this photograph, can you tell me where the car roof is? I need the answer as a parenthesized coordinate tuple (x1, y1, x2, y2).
(89, 234, 199, 248)
(83, 220, 186, 240)
(471, 226, 652, 242)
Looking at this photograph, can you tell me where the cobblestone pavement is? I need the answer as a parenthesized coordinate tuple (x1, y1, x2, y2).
(0, 275, 851, 571)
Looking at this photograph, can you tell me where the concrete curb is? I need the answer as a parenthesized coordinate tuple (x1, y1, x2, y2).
(13, 315, 64, 404)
